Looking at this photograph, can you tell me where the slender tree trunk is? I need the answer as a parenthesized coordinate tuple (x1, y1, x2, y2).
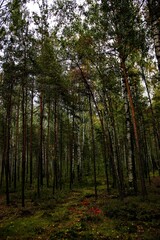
(46, 99, 50, 188)
(141, 114, 151, 182)
(89, 95, 97, 199)
(0, 152, 5, 188)
(77, 63, 111, 193)
(141, 66, 160, 146)
(120, 58, 147, 197)
(25, 88, 29, 183)
(39, 92, 44, 187)
(130, 128, 138, 195)
(14, 100, 20, 190)
(108, 94, 125, 198)
(53, 98, 58, 194)
(77, 131, 82, 183)
(4, 83, 13, 205)
(59, 110, 63, 190)
(141, 67, 160, 173)
(122, 78, 134, 190)
(5, 110, 11, 205)
(69, 114, 74, 190)
(22, 84, 26, 207)
(29, 85, 34, 187)
(0, 119, 6, 188)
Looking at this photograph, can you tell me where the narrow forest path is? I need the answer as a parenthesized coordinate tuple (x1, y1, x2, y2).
(0, 180, 160, 240)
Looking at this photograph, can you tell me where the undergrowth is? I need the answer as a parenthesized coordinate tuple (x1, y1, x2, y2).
(0, 178, 160, 240)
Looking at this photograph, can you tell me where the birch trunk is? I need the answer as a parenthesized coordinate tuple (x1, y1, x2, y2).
(120, 58, 147, 197)
(122, 78, 133, 188)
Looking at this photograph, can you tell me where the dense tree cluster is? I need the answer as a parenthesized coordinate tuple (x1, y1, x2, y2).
(0, 0, 160, 206)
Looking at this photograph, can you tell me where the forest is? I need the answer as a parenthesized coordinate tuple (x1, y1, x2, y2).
(0, 0, 160, 239)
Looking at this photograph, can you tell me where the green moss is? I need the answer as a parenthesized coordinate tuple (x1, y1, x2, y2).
(0, 212, 50, 238)
(1, 182, 160, 240)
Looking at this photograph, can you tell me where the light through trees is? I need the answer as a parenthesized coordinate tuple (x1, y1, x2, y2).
(0, 0, 160, 206)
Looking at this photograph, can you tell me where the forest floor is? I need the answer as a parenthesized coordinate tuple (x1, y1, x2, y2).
(0, 177, 160, 240)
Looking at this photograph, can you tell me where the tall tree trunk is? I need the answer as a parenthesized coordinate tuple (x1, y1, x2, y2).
(22, 84, 26, 207)
(69, 114, 74, 190)
(77, 131, 82, 183)
(77, 63, 111, 193)
(107, 94, 125, 198)
(0, 152, 5, 188)
(141, 66, 160, 146)
(53, 97, 58, 194)
(4, 83, 13, 205)
(25, 88, 29, 183)
(0, 119, 6, 188)
(59, 110, 63, 190)
(120, 58, 147, 197)
(14, 100, 20, 190)
(46, 99, 50, 188)
(39, 92, 44, 187)
(5, 108, 11, 205)
(89, 95, 97, 199)
(141, 66, 160, 173)
(29, 85, 34, 187)
(108, 130, 117, 189)
(100, 89, 123, 195)
(122, 78, 135, 191)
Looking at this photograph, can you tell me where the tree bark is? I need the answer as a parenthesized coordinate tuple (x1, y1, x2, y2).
(14, 99, 20, 190)
(29, 85, 34, 187)
(46, 99, 50, 188)
(39, 92, 44, 187)
(22, 84, 26, 207)
(53, 97, 59, 194)
(122, 77, 134, 190)
(120, 58, 147, 197)
(89, 95, 97, 199)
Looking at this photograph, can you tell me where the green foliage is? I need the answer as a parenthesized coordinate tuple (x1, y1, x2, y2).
(0, 2, 160, 238)
(37, 38, 62, 83)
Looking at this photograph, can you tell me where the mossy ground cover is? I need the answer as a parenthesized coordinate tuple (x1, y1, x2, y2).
(0, 178, 160, 239)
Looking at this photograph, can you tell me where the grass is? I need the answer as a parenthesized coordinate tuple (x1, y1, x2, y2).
(0, 178, 160, 239)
